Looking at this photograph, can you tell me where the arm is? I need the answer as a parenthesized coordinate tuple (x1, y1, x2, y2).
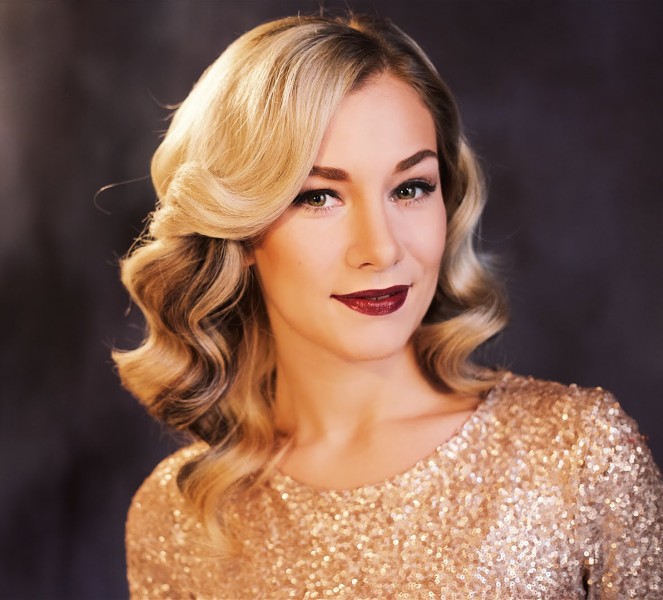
(583, 392, 663, 598)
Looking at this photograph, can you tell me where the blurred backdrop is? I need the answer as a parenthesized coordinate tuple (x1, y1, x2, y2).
(1, 0, 661, 597)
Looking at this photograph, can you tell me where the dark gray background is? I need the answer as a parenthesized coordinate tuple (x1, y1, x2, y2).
(1, 1, 661, 597)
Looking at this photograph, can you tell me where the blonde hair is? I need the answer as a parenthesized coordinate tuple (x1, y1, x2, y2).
(114, 13, 507, 552)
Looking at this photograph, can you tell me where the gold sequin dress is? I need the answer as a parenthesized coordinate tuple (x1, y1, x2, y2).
(126, 374, 663, 599)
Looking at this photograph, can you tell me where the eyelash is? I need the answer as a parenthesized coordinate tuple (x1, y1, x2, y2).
(292, 189, 339, 214)
(292, 179, 438, 214)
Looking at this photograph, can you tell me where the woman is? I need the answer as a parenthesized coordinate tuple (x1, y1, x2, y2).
(117, 13, 663, 599)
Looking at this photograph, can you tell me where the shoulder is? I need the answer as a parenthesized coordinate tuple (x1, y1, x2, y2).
(127, 442, 206, 530)
(492, 372, 641, 445)
(484, 372, 660, 476)
(478, 373, 663, 509)
(490, 372, 661, 483)
(491, 374, 663, 593)
(125, 442, 208, 597)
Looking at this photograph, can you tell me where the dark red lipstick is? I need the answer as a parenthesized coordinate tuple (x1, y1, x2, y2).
(331, 285, 409, 316)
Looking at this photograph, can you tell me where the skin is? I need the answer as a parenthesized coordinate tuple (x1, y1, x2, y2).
(251, 74, 479, 489)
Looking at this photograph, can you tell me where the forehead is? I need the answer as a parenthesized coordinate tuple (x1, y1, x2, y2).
(313, 74, 437, 170)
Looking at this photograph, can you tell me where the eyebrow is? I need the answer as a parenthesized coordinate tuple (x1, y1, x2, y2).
(309, 149, 438, 182)
(309, 165, 349, 181)
(394, 149, 438, 173)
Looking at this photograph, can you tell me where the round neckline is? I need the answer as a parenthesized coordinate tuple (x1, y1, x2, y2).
(270, 373, 507, 496)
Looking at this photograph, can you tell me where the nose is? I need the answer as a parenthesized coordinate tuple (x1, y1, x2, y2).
(345, 198, 404, 270)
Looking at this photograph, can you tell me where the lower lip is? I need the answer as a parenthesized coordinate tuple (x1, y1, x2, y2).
(332, 288, 408, 316)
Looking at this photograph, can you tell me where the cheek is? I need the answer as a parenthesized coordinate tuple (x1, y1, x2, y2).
(252, 222, 337, 301)
(413, 202, 447, 267)
(428, 218, 447, 258)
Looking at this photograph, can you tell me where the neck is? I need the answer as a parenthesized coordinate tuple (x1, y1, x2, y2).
(272, 342, 443, 447)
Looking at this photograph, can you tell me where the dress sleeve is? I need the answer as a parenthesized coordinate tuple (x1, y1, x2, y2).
(582, 391, 663, 599)
(125, 447, 202, 599)
(126, 480, 185, 599)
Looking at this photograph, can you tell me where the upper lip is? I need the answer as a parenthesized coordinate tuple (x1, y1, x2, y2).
(331, 285, 410, 300)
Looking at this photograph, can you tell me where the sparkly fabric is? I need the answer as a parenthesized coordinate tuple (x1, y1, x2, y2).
(126, 374, 663, 599)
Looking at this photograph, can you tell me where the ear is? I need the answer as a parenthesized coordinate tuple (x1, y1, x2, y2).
(242, 244, 256, 268)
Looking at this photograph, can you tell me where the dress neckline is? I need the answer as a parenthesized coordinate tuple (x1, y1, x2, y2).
(270, 372, 508, 497)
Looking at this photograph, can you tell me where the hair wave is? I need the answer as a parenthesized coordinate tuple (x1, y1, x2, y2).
(114, 13, 507, 554)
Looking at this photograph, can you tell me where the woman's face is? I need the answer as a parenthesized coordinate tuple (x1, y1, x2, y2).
(251, 74, 446, 363)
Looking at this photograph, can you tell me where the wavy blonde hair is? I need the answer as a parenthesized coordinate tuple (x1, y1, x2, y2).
(114, 13, 507, 552)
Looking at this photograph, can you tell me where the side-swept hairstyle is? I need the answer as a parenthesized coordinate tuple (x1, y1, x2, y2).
(114, 13, 507, 552)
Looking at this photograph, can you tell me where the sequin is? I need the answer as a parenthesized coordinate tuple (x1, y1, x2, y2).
(126, 374, 663, 598)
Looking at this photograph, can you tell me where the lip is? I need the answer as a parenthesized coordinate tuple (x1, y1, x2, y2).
(331, 285, 410, 316)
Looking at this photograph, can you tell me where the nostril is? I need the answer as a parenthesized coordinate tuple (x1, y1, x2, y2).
(349, 232, 403, 270)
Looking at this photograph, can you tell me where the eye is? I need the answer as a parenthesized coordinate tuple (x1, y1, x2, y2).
(302, 191, 332, 207)
(292, 189, 340, 211)
(394, 183, 419, 200)
(392, 179, 437, 202)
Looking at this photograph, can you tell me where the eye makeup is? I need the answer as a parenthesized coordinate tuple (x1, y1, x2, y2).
(293, 177, 438, 215)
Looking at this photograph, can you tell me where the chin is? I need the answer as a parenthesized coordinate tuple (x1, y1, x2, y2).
(333, 331, 415, 364)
